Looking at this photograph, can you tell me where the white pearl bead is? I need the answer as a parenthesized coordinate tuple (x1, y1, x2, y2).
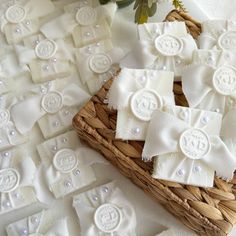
(53, 121, 59, 127)
(52, 58, 57, 62)
(215, 108, 220, 113)
(3, 152, 9, 157)
(74, 169, 80, 176)
(139, 76, 146, 84)
(177, 169, 185, 176)
(35, 40, 40, 45)
(92, 195, 98, 201)
(64, 110, 69, 116)
(85, 32, 90, 37)
(25, 21, 30, 25)
(193, 166, 201, 173)
(132, 127, 140, 135)
(175, 58, 181, 65)
(20, 228, 28, 236)
(14, 192, 20, 199)
(201, 116, 210, 124)
(96, 42, 100, 47)
(43, 65, 49, 71)
(15, 28, 21, 33)
(102, 187, 108, 193)
(10, 130, 15, 135)
(65, 181, 72, 187)
(3, 200, 11, 208)
(162, 66, 167, 70)
(62, 137, 67, 143)
(52, 146, 57, 151)
(31, 216, 39, 224)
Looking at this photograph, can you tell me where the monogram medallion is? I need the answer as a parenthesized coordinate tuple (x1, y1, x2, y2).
(76, 6, 97, 26)
(0, 109, 10, 128)
(41, 91, 63, 114)
(35, 39, 58, 60)
(5, 5, 26, 23)
(218, 31, 236, 50)
(0, 168, 20, 193)
(89, 53, 112, 74)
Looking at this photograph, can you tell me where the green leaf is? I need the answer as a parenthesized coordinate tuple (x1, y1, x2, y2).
(99, 0, 111, 4)
(172, 0, 187, 11)
(133, 0, 141, 10)
(148, 2, 157, 17)
(135, 4, 148, 24)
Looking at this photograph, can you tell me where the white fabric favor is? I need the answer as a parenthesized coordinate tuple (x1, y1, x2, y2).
(76, 39, 124, 94)
(37, 131, 97, 198)
(73, 181, 137, 236)
(120, 22, 197, 81)
(0, 0, 55, 44)
(0, 148, 37, 215)
(199, 20, 236, 50)
(15, 35, 73, 83)
(108, 68, 175, 140)
(0, 94, 28, 151)
(142, 106, 236, 187)
(11, 80, 90, 138)
(182, 50, 236, 115)
(6, 210, 69, 236)
(40, 2, 116, 48)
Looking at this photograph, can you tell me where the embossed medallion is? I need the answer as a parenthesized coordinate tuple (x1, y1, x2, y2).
(35, 39, 58, 60)
(76, 6, 97, 26)
(213, 66, 236, 95)
(218, 31, 236, 50)
(0, 168, 20, 193)
(41, 91, 63, 114)
(89, 53, 112, 74)
(0, 109, 10, 128)
(94, 203, 122, 233)
(179, 128, 210, 160)
(5, 5, 26, 23)
(130, 89, 162, 121)
(155, 34, 183, 56)
(53, 149, 78, 173)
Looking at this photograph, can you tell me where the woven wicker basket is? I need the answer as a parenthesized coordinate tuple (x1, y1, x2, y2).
(73, 11, 236, 236)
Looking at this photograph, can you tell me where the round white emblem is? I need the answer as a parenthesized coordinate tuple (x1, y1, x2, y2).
(41, 91, 63, 114)
(218, 31, 236, 50)
(0, 168, 20, 193)
(76, 6, 97, 26)
(94, 203, 122, 233)
(35, 39, 58, 60)
(0, 109, 10, 128)
(5, 5, 26, 23)
(53, 149, 78, 173)
(130, 89, 162, 121)
(179, 128, 210, 160)
(213, 66, 236, 95)
(89, 53, 112, 74)
(155, 34, 183, 56)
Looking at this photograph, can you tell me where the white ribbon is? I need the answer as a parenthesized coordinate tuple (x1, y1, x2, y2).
(199, 20, 236, 50)
(120, 22, 197, 79)
(6, 210, 69, 236)
(0, 150, 36, 214)
(142, 107, 236, 186)
(1, 0, 55, 31)
(182, 50, 236, 115)
(73, 181, 137, 236)
(40, 2, 117, 40)
(11, 82, 90, 134)
(107, 68, 175, 140)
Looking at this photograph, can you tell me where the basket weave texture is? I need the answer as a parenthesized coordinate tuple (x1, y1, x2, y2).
(73, 10, 236, 236)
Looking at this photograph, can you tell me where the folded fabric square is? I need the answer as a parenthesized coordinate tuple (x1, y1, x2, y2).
(120, 22, 197, 80)
(199, 20, 236, 50)
(76, 39, 124, 94)
(73, 181, 137, 236)
(15, 34, 74, 83)
(40, 2, 116, 48)
(182, 50, 236, 115)
(108, 68, 175, 140)
(0, 148, 37, 215)
(0, 94, 28, 151)
(142, 106, 236, 187)
(0, 0, 55, 44)
(37, 131, 97, 198)
(11, 80, 90, 138)
(6, 210, 69, 236)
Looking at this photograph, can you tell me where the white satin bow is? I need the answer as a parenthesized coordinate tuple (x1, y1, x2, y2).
(73, 182, 137, 236)
(199, 20, 236, 50)
(40, 2, 116, 43)
(182, 50, 236, 115)
(0, 150, 36, 214)
(6, 210, 69, 236)
(142, 107, 236, 187)
(120, 22, 197, 79)
(11, 83, 90, 134)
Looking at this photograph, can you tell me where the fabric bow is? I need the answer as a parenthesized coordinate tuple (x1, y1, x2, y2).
(108, 68, 175, 140)
(11, 83, 90, 134)
(6, 210, 69, 236)
(40, 2, 116, 47)
(0, 150, 36, 214)
(77, 39, 124, 93)
(182, 50, 236, 115)
(120, 22, 197, 79)
(73, 182, 137, 236)
(199, 20, 236, 50)
(142, 107, 236, 187)
(0, 0, 55, 43)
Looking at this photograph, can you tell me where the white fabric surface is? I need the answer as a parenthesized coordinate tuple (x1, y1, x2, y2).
(0, 1, 236, 236)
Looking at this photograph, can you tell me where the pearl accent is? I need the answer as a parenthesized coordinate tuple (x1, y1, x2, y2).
(64, 110, 70, 116)
(214, 108, 220, 113)
(201, 116, 210, 125)
(96, 42, 100, 47)
(193, 165, 202, 173)
(3, 152, 9, 157)
(65, 180, 72, 187)
(138, 76, 147, 84)
(95, 24, 100, 28)
(43, 65, 50, 71)
(85, 32, 90, 37)
(102, 186, 108, 193)
(74, 169, 80, 176)
(52, 146, 57, 151)
(31, 216, 39, 224)
(207, 56, 214, 64)
(9, 130, 15, 136)
(3, 200, 11, 208)
(20, 228, 28, 236)
(62, 137, 67, 143)
(162, 66, 167, 70)
(175, 58, 182, 65)
(15, 28, 21, 33)
(92, 195, 98, 201)
(35, 40, 40, 45)
(177, 169, 185, 176)
(131, 127, 140, 135)
(53, 121, 59, 127)
(25, 21, 30, 25)
(14, 192, 20, 199)
(52, 58, 57, 63)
